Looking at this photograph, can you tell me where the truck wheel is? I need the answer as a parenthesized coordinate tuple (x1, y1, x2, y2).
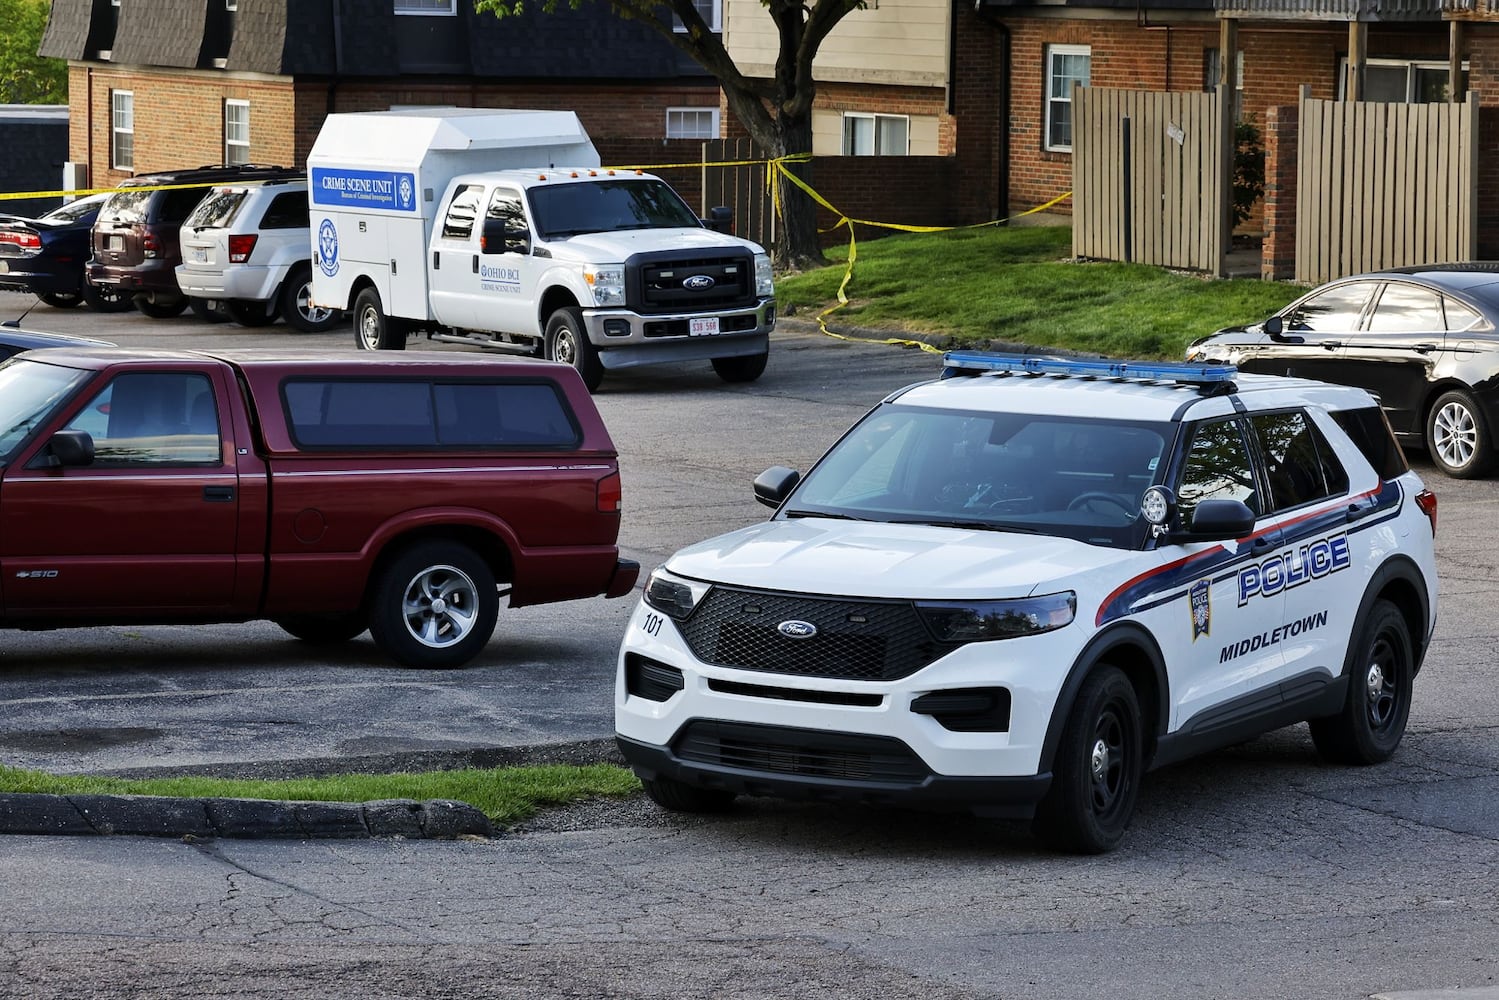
(1031, 664, 1143, 854)
(188, 297, 230, 323)
(281, 265, 342, 333)
(368, 541, 499, 668)
(274, 614, 369, 645)
(642, 775, 736, 814)
(545, 306, 603, 392)
(226, 298, 278, 328)
(711, 351, 768, 384)
(1308, 599, 1414, 764)
(355, 287, 405, 351)
(134, 293, 189, 319)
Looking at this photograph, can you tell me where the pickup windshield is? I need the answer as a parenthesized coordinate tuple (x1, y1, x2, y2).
(782, 403, 1172, 549)
(528, 179, 701, 239)
(0, 358, 91, 463)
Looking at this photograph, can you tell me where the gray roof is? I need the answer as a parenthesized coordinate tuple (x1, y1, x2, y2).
(112, 0, 208, 67)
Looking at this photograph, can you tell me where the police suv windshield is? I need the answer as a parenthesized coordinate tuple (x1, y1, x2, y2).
(528, 179, 701, 239)
(781, 404, 1172, 548)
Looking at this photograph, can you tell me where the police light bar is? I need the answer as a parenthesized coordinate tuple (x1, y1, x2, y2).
(940, 352, 1237, 385)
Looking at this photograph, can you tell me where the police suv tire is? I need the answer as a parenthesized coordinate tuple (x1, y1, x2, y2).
(1032, 664, 1143, 854)
(281, 265, 342, 333)
(226, 298, 278, 328)
(711, 351, 768, 384)
(1308, 598, 1414, 765)
(274, 613, 369, 645)
(368, 541, 499, 669)
(1425, 389, 1494, 479)
(545, 306, 603, 392)
(134, 293, 189, 319)
(354, 286, 405, 351)
(642, 775, 736, 814)
(82, 283, 132, 313)
(39, 290, 84, 309)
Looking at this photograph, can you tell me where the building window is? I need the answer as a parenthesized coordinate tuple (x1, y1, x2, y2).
(111, 90, 134, 170)
(225, 100, 250, 165)
(1338, 57, 1468, 103)
(1045, 44, 1090, 152)
(226, 0, 237, 9)
(394, 0, 456, 13)
(674, 0, 720, 32)
(1203, 48, 1245, 118)
(841, 113, 909, 156)
(666, 108, 720, 140)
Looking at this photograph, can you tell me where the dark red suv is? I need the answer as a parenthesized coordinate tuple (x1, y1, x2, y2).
(87, 164, 300, 319)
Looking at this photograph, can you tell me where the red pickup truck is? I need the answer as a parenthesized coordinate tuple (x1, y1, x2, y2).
(0, 347, 638, 668)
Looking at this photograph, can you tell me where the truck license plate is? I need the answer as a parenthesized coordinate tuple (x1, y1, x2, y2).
(689, 317, 720, 337)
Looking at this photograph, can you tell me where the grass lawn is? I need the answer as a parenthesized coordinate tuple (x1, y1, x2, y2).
(774, 225, 1306, 360)
(0, 763, 641, 826)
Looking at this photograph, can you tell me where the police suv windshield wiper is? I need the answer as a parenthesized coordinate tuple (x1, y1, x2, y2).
(889, 517, 1044, 533)
(782, 509, 871, 521)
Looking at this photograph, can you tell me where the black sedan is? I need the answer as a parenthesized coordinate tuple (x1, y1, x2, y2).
(0, 325, 115, 362)
(1188, 264, 1499, 478)
(0, 194, 131, 312)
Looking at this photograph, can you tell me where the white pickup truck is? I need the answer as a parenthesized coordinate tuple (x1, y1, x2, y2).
(307, 109, 776, 391)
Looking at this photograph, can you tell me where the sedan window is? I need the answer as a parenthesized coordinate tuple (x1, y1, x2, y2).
(1443, 298, 1481, 332)
(1288, 283, 1374, 332)
(1366, 283, 1444, 333)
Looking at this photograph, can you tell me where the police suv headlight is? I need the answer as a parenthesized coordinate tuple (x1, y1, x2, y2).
(643, 566, 712, 620)
(917, 592, 1077, 642)
(587, 265, 626, 307)
(754, 253, 774, 298)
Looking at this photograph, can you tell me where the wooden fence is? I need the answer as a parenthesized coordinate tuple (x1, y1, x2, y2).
(702, 138, 774, 249)
(1072, 86, 1231, 275)
(1295, 90, 1478, 285)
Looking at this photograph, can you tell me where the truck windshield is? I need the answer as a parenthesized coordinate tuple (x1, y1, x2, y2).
(781, 404, 1172, 549)
(0, 358, 92, 463)
(528, 179, 701, 239)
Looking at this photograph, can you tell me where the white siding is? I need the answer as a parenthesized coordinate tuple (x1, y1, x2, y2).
(725, 0, 950, 87)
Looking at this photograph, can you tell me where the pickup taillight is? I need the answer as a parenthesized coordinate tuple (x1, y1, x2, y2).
(228, 234, 258, 263)
(0, 230, 41, 250)
(1415, 489, 1437, 536)
(597, 471, 622, 513)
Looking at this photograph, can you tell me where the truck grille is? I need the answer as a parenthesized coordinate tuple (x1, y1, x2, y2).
(676, 586, 948, 681)
(627, 249, 757, 314)
(674, 720, 931, 784)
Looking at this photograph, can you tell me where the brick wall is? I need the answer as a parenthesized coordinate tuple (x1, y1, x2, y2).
(1260, 104, 1297, 280)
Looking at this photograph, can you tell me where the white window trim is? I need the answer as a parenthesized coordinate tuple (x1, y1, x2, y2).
(1045, 43, 1090, 153)
(1336, 56, 1468, 102)
(840, 112, 911, 157)
(674, 0, 721, 33)
(111, 90, 133, 171)
(225, 99, 250, 165)
(665, 106, 721, 140)
(394, 0, 457, 14)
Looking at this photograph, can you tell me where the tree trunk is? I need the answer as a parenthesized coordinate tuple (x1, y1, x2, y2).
(769, 112, 824, 270)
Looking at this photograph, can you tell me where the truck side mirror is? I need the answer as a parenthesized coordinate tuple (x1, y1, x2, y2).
(704, 206, 734, 235)
(481, 218, 530, 256)
(36, 429, 95, 469)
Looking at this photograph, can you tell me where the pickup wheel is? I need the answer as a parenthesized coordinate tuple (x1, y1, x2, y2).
(368, 542, 499, 668)
(281, 265, 342, 333)
(226, 298, 278, 327)
(711, 351, 768, 384)
(545, 306, 603, 392)
(354, 287, 405, 351)
(274, 614, 369, 645)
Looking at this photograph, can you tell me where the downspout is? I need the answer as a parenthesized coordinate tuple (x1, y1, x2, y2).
(327, 0, 345, 117)
(973, 2, 1011, 224)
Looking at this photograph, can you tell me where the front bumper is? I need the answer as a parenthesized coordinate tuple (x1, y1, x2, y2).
(584, 298, 775, 370)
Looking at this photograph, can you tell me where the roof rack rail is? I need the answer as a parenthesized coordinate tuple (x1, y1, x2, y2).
(940, 352, 1237, 387)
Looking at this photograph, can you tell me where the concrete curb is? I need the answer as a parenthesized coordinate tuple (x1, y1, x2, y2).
(0, 792, 493, 841)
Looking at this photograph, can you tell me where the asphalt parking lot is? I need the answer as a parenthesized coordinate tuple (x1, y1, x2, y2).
(3, 291, 1499, 999)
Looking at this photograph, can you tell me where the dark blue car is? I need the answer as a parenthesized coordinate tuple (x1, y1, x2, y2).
(0, 194, 131, 312)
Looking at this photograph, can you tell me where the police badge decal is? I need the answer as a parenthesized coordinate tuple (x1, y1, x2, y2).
(1190, 579, 1211, 640)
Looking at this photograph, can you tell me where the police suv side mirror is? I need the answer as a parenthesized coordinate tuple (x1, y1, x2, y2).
(704, 206, 734, 235)
(1183, 498, 1256, 540)
(753, 465, 800, 508)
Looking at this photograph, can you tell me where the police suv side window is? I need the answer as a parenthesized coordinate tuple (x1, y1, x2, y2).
(1331, 406, 1409, 480)
(1176, 418, 1259, 524)
(1251, 411, 1347, 511)
(440, 184, 485, 240)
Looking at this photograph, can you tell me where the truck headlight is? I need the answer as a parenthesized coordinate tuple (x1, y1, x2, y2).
(643, 566, 712, 620)
(754, 253, 774, 298)
(916, 592, 1076, 642)
(586, 265, 626, 307)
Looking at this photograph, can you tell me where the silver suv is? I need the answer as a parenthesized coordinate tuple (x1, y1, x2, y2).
(176, 178, 343, 333)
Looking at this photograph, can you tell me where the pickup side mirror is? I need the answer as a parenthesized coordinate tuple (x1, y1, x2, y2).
(704, 206, 734, 235)
(753, 465, 800, 508)
(480, 218, 530, 256)
(1263, 314, 1284, 338)
(1181, 498, 1256, 541)
(36, 429, 95, 469)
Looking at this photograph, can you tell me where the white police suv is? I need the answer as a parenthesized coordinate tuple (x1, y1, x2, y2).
(615, 354, 1440, 853)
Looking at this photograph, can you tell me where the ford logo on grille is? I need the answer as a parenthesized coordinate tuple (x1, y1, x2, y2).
(683, 274, 716, 291)
(777, 620, 818, 639)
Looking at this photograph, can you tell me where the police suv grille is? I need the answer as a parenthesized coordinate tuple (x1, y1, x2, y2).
(677, 586, 946, 681)
(627, 251, 756, 313)
(674, 720, 931, 784)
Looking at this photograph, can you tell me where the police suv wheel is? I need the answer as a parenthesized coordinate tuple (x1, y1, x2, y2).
(368, 542, 499, 669)
(1308, 598, 1413, 764)
(643, 775, 736, 813)
(1033, 665, 1143, 854)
